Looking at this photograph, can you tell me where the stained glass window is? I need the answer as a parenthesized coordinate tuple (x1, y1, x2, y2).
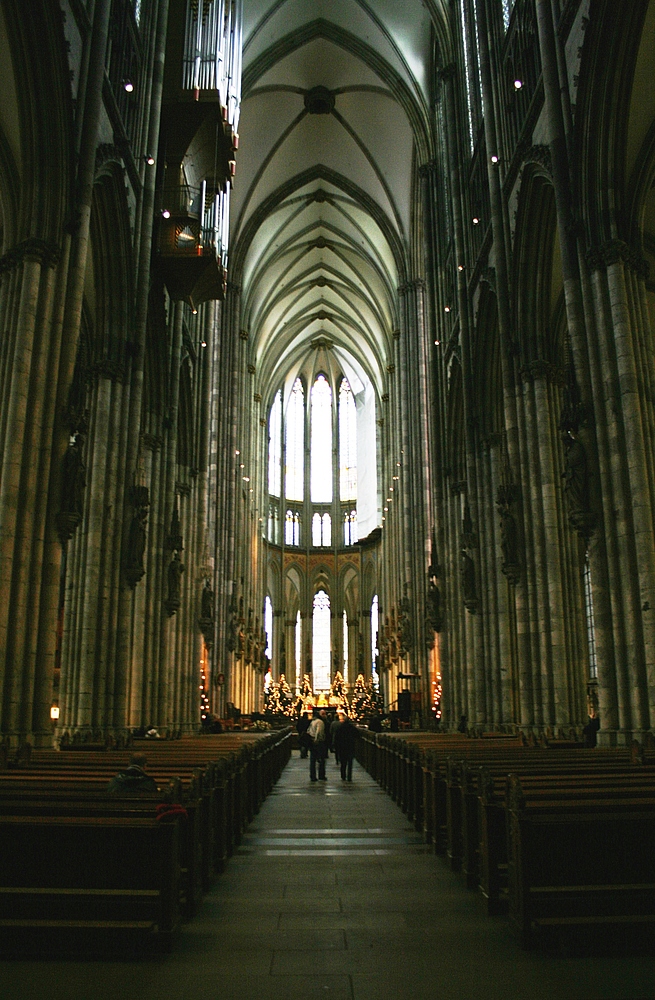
(285, 378, 304, 501)
(311, 375, 332, 503)
(264, 595, 273, 660)
(268, 390, 281, 497)
(312, 590, 331, 691)
(339, 378, 357, 501)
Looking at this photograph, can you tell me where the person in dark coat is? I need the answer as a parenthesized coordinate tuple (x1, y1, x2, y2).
(334, 712, 356, 782)
(107, 754, 158, 794)
(297, 710, 311, 758)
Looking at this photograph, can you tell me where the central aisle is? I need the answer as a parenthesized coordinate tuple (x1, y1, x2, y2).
(2, 752, 655, 1000)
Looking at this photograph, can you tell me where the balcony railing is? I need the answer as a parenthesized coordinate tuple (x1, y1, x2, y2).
(157, 181, 230, 304)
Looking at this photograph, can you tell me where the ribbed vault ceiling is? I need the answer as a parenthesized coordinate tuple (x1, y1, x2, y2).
(232, 0, 444, 401)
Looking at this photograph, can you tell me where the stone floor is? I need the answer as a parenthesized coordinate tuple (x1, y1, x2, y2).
(2, 752, 655, 1000)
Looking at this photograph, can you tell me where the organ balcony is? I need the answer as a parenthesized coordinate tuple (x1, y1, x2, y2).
(157, 181, 228, 307)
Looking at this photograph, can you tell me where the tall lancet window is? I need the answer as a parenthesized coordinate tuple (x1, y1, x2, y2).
(339, 378, 357, 501)
(264, 595, 273, 660)
(311, 375, 332, 503)
(312, 590, 331, 691)
(286, 378, 304, 501)
(268, 390, 282, 497)
(371, 595, 379, 673)
(295, 610, 302, 683)
(342, 610, 349, 683)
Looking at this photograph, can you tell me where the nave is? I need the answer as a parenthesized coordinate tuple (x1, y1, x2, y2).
(2, 752, 654, 1000)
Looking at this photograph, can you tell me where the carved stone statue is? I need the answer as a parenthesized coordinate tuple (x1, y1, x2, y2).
(125, 488, 149, 587)
(165, 551, 184, 616)
(561, 431, 596, 538)
(201, 579, 214, 622)
(461, 549, 477, 613)
(57, 434, 86, 541)
(199, 579, 214, 646)
(562, 432, 588, 512)
(426, 578, 443, 633)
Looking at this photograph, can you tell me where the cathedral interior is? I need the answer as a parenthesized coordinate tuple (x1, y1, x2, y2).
(1, 0, 655, 994)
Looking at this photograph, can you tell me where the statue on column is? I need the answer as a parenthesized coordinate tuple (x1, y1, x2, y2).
(561, 431, 596, 538)
(199, 579, 215, 646)
(461, 549, 477, 613)
(398, 583, 413, 656)
(165, 550, 185, 616)
(58, 433, 86, 541)
(125, 485, 150, 587)
(496, 484, 521, 585)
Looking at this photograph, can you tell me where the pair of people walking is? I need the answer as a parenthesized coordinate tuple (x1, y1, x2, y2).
(307, 708, 355, 782)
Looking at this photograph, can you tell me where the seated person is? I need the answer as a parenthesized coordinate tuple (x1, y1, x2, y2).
(107, 753, 158, 794)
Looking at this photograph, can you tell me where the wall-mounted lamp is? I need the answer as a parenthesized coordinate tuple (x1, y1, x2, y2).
(123, 80, 134, 93)
(50, 704, 60, 721)
(145, 154, 155, 166)
(514, 79, 523, 90)
(162, 209, 171, 219)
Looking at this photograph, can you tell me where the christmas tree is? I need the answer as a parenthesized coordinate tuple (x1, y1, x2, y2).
(278, 673, 293, 716)
(331, 670, 346, 702)
(350, 673, 371, 721)
(266, 679, 282, 715)
(368, 673, 383, 713)
(299, 673, 312, 700)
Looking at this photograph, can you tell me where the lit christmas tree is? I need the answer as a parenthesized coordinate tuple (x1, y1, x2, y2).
(266, 679, 282, 715)
(350, 673, 371, 721)
(300, 673, 312, 700)
(278, 673, 293, 716)
(331, 670, 347, 703)
(367, 674, 383, 713)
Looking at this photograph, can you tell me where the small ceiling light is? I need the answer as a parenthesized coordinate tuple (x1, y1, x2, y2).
(240, 464, 245, 468)
(235, 450, 240, 455)
(444, 306, 451, 313)
(201, 341, 207, 348)
(514, 79, 523, 90)
(146, 155, 155, 165)
(435, 340, 440, 346)
(472, 217, 480, 225)
(243, 476, 250, 482)
(491, 155, 499, 164)
(191, 308, 198, 315)
(393, 475, 399, 480)
(458, 264, 464, 272)
(162, 209, 171, 219)
(384, 507, 388, 512)
(123, 80, 134, 93)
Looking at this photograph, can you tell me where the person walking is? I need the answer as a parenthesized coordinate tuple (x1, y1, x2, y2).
(308, 708, 327, 781)
(330, 712, 343, 765)
(334, 712, 356, 782)
(297, 710, 311, 758)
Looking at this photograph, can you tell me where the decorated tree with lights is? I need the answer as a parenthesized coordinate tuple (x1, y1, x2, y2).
(278, 673, 294, 716)
(265, 679, 282, 715)
(367, 674, 383, 713)
(331, 670, 347, 704)
(300, 673, 312, 700)
(350, 673, 372, 721)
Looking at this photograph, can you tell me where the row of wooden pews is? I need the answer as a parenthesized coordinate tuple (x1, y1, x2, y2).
(356, 730, 655, 951)
(0, 729, 292, 955)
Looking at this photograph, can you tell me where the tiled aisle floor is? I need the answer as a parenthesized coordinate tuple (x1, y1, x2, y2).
(2, 753, 655, 1000)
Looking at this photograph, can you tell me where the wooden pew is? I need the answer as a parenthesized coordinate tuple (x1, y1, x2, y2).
(0, 728, 293, 954)
(506, 773, 655, 950)
(0, 814, 181, 955)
